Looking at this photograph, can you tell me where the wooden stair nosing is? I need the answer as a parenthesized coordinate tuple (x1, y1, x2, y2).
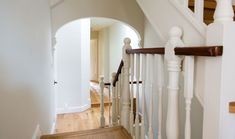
(41, 126, 131, 139)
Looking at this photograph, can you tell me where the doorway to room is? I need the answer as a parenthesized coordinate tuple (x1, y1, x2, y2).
(53, 17, 141, 133)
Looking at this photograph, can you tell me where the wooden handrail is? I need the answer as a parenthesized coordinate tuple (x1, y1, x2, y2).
(126, 48, 165, 54)
(175, 46, 223, 56)
(112, 46, 222, 87)
(113, 60, 124, 87)
(126, 46, 223, 56)
(106, 81, 143, 86)
(229, 102, 235, 113)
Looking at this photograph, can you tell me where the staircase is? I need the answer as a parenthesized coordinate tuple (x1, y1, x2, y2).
(41, 126, 132, 139)
(188, 0, 235, 24)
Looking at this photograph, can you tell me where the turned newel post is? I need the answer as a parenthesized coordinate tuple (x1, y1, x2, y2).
(112, 72, 117, 126)
(100, 76, 105, 127)
(165, 27, 184, 139)
(121, 38, 132, 131)
(214, 0, 234, 22)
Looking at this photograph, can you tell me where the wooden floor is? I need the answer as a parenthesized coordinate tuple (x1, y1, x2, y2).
(55, 82, 112, 133)
(55, 106, 111, 133)
(41, 126, 132, 139)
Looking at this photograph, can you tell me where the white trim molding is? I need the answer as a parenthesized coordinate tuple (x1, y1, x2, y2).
(32, 124, 42, 139)
(56, 104, 91, 114)
(169, 0, 207, 37)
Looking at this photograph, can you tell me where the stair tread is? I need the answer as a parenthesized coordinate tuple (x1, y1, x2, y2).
(41, 126, 132, 139)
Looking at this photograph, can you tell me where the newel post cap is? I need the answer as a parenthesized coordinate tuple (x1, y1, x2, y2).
(124, 37, 131, 45)
(169, 26, 183, 39)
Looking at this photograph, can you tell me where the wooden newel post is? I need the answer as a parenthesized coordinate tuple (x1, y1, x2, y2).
(165, 27, 184, 139)
(112, 72, 117, 126)
(100, 76, 105, 128)
(121, 38, 132, 131)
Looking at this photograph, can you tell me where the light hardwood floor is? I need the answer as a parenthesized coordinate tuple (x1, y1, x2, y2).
(42, 126, 132, 139)
(55, 106, 111, 133)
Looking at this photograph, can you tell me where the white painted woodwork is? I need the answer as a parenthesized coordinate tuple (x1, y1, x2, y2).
(183, 56, 195, 139)
(183, 0, 189, 7)
(148, 55, 154, 139)
(157, 55, 164, 139)
(194, 0, 204, 22)
(112, 72, 118, 126)
(141, 54, 146, 139)
(99, 76, 105, 128)
(130, 54, 134, 136)
(214, 0, 234, 22)
(203, 18, 235, 139)
(108, 85, 111, 126)
(121, 38, 132, 131)
(135, 54, 140, 139)
(116, 81, 120, 124)
(119, 74, 122, 124)
(165, 27, 184, 139)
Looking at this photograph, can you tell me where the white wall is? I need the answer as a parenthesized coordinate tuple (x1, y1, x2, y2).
(55, 19, 91, 114)
(51, 0, 145, 44)
(0, 0, 54, 138)
(97, 22, 140, 82)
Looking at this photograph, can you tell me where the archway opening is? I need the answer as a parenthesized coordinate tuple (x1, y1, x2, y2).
(53, 17, 141, 133)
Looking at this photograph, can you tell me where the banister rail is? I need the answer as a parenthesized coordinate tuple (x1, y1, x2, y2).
(125, 46, 223, 56)
(113, 60, 124, 87)
(126, 47, 165, 54)
(175, 46, 223, 56)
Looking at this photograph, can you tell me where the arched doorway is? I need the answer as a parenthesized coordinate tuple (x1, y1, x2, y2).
(53, 17, 141, 133)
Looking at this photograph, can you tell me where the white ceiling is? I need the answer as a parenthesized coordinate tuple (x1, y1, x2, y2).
(91, 18, 117, 31)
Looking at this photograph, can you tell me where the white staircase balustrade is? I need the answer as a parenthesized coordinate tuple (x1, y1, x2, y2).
(112, 72, 118, 126)
(148, 54, 154, 139)
(165, 26, 184, 139)
(141, 54, 146, 139)
(135, 54, 140, 139)
(183, 56, 195, 139)
(214, 0, 234, 22)
(194, 0, 204, 22)
(130, 54, 134, 137)
(121, 38, 132, 131)
(157, 55, 164, 139)
(99, 76, 105, 128)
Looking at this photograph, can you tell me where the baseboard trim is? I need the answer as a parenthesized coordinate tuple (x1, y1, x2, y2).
(50, 121, 56, 134)
(56, 103, 91, 114)
(32, 124, 42, 139)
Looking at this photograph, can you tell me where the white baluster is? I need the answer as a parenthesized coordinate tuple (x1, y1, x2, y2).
(121, 38, 132, 130)
(108, 85, 111, 126)
(130, 54, 134, 136)
(118, 74, 121, 124)
(183, 56, 195, 139)
(135, 54, 140, 139)
(141, 54, 146, 139)
(194, 0, 204, 22)
(183, 0, 189, 7)
(214, 0, 234, 22)
(116, 81, 120, 124)
(148, 55, 154, 139)
(165, 27, 184, 139)
(112, 72, 117, 126)
(157, 55, 164, 139)
(100, 76, 105, 128)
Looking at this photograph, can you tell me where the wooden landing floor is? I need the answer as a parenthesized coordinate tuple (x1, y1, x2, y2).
(55, 106, 112, 133)
(41, 126, 132, 139)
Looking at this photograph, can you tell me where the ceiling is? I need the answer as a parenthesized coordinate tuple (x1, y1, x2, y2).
(91, 18, 117, 31)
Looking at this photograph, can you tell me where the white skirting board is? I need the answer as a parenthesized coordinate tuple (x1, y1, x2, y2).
(32, 124, 42, 139)
(56, 103, 91, 114)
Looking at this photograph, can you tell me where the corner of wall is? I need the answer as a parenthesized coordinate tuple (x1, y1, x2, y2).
(32, 124, 42, 139)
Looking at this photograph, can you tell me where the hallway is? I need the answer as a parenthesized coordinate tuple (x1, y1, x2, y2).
(55, 82, 112, 133)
